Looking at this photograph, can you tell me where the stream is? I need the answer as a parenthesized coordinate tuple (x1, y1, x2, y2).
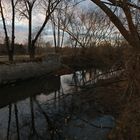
(0, 70, 115, 140)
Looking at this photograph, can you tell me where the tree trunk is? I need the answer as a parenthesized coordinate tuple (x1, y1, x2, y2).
(0, 1, 11, 61)
(90, 0, 140, 48)
(28, 9, 33, 60)
(29, 39, 36, 60)
(8, 51, 14, 62)
(10, 0, 15, 62)
(29, 46, 35, 60)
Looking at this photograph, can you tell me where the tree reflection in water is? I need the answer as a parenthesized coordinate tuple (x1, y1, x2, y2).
(0, 70, 96, 140)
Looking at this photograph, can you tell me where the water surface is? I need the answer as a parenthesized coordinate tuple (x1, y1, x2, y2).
(0, 70, 115, 140)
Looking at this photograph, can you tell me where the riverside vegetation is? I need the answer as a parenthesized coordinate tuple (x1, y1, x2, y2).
(0, 41, 139, 139)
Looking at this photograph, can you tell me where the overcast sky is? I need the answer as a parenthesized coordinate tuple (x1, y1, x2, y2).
(0, 0, 95, 44)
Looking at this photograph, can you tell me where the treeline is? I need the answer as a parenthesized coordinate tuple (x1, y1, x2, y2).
(0, 0, 79, 61)
(0, 0, 124, 62)
(0, 44, 26, 55)
(0, 0, 138, 65)
(60, 41, 130, 70)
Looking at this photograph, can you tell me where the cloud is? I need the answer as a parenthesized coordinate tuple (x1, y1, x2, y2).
(15, 24, 28, 43)
(0, 0, 93, 44)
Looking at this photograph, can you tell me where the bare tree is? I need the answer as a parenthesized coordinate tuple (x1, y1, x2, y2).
(0, 0, 19, 61)
(58, 7, 115, 48)
(90, 0, 140, 50)
(50, 0, 77, 52)
(18, 0, 62, 59)
(88, 0, 140, 95)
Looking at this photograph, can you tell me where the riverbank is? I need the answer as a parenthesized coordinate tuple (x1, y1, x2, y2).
(0, 68, 136, 140)
(0, 53, 138, 139)
(0, 51, 122, 86)
(0, 71, 117, 140)
(0, 54, 62, 85)
(76, 73, 140, 140)
(44, 75, 126, 140)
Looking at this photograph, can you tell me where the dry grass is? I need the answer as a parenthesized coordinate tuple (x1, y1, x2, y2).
(108, 56, 140, 140)
(78, 78, 127, 117)
(78, 74, 140, 140)
(109, 97, 140, 140)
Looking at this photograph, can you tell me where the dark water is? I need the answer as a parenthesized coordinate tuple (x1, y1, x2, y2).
(0, 70, 94, 140)
(0, 70, 116, 140)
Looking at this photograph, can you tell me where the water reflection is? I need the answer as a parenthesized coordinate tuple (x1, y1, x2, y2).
(0, 75, 62, 140)
(0, 70, 99, 140)
(0, 76, 60, 108)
